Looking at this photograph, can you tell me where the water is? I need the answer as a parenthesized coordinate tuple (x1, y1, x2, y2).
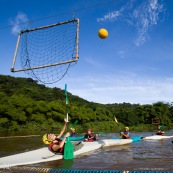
(0, 131, 173, 172)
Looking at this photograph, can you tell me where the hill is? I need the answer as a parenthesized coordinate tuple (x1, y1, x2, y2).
(0, 74, 172, 132)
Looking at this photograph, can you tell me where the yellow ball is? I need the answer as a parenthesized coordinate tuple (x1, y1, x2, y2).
(98, 28, 108, 39)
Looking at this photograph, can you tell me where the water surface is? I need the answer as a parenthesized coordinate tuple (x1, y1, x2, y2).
(0, 131, 173, 172)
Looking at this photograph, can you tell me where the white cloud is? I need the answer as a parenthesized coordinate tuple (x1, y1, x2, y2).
(97, 0, 165, 46)
(9, 12, 29, 35)
(59, 74, 173, 105)
(132, 0, 164, 46)
(97, 7, 124, 22)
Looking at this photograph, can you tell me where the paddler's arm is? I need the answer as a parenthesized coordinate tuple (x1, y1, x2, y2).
(52, 132, 70, 151)
(83, 134, 93, 141)
(88, 134, 94, 139)
(59, 132, 70, 148)
(121, 132, 130, 139)
(56, 118, 67, 138)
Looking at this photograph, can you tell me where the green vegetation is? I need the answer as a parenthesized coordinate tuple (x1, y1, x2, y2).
(0, 74, 173, 132)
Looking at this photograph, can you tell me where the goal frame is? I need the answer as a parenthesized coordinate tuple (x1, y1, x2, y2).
(152, 118, 160, 125)
(11, 18, 79, 72)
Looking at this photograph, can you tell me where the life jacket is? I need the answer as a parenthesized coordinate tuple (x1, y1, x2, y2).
(87, 138, 94, 142)
(48, 138, 64, 153)
(84, 134, 94, 142)
(71, 132, 76, 137)
(156, 131, 164, 136)
(122, 131, 130, 139)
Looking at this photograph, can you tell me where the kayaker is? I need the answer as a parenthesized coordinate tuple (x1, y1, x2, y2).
(120, 127, 130, 139)
(83, 128, 98, 142)
(70, 128, 77, 137)
(156, 124, 165, 136)
(42, 118, 70, 154)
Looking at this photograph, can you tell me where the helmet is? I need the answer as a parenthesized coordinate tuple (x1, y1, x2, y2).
(70, 128, 75, 131)
(42, 134, 53, 145)
(125, 127, 129, 131)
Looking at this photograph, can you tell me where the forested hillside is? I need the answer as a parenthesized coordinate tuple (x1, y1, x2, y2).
(0, 74, 172, 132)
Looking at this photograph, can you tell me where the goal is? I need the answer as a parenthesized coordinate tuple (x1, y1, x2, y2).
(11, 18, 79, 84)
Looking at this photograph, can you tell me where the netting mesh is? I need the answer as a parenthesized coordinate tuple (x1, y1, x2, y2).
(152, 118, 160, 124)
(11, 18, 79, 84)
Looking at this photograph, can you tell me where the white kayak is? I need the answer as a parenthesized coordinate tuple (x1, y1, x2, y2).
(0, 141, 102, 169)
(100, 139, 133, 147)
(0, 138, 135, 168)
(142, 135, 173, 140)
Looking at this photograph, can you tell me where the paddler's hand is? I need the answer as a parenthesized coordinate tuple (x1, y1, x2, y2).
(64, 118, 68, 124)
(64, 132, 70, 138)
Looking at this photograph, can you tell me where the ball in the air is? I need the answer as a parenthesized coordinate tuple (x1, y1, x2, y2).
(98, 28, 108, 39)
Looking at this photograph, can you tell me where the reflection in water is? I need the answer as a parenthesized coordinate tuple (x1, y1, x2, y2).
(0, 131, 173, 171)
(62, 160, 74, 169)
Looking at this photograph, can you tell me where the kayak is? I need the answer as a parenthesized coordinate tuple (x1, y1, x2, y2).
(111, 136, 142, 142)
(0, 137, 141, 168)
(142, 135, 173, 140)
(97, 136, 143, 147)
(0, 141, 102, 169)
(131, 136, 143, 142)
(100, 139, 133, 147)
(0, 136, 144, 168)
(60, 136, 84, 141)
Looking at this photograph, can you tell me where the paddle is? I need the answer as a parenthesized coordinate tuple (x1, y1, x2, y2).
(64, 84, 74, 160)
(160, 124, 164, 130)
(114, 116, 126, 138)
(71, 120, 78, 128)
(114, 116, 121, 134)
(98, 132, 105, 136)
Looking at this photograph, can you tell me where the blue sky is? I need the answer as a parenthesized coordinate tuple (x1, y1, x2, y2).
(0, 0, 173, 105)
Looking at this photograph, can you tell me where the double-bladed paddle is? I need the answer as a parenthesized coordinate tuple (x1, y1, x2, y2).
(114, 116, 122, 137)
(64, 84, 74, 160)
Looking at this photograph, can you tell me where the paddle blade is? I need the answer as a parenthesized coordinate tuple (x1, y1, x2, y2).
(65, 84, 67, 95)
(64, 140, 74, 160)
(114, 116, 118, 123)
(161, 124, 164, 130)
(99, 132, 105, 136)
(72, 120, 78, 127)
(64, 84, 68, 104)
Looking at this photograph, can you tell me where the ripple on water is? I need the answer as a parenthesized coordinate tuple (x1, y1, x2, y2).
(0, 131, 173, 171)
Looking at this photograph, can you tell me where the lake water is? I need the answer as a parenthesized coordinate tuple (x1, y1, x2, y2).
(0, 131, 173, 172)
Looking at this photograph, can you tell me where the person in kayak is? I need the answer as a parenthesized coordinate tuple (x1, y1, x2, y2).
(42, 118, 70, 154)
(120, 127, 130, 139)
(83, 128, 98, 142)
(156, 124, 165, 135)
(70, 128, 76, 137)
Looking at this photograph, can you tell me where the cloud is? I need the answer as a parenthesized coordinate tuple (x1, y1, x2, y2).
(59, 73, 173, 105)
(97, 0, 165, 46)
(97, 7, 124, 22)
(9, 12, 29, 35)
(132, 0, 164, 46)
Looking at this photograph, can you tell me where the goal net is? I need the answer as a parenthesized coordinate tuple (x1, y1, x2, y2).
(11, 18, 79, 84)
(152, 118, 160, 125)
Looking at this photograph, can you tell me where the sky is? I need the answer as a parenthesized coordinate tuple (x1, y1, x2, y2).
(0, 0, 173, 105)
